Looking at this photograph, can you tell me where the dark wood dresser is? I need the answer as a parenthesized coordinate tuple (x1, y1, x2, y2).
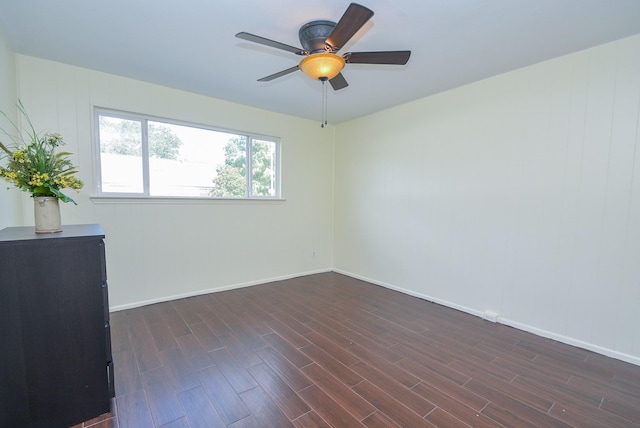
(0, 224, 114, 428)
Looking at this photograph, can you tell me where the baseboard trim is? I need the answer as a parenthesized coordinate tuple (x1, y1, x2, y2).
(109, 268, 332, 312)
(333, 269, 640, 367)
(110, 267, 639, 366)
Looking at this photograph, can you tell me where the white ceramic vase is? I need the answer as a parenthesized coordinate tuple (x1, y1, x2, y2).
(34, 196, 62, 233)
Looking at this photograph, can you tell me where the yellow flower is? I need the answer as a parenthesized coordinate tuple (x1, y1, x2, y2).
(1, 101, 83, 204)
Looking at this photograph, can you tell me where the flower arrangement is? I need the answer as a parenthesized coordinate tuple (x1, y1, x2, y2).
(0, 101, 83, 204)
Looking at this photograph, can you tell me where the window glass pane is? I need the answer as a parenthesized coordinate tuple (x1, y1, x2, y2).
(147, 121, 233, 197)
(210, 135, 248, 198)
(251, 139, 277, 197)
(98, 116, 143, 193)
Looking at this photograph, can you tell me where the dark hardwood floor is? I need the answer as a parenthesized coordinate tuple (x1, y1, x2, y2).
(73, 272, 640, 427)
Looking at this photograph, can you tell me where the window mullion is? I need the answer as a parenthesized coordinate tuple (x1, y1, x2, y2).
(246, 136, 253, 198)
(141, 119, 150, 196)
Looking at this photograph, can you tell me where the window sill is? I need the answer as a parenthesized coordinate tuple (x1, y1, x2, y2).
(90, 196, 286, 205)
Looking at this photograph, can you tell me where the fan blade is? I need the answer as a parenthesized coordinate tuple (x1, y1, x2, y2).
(257, 65, 300, 82)
(344, 51, 411, 65)
(329, 73, 349, 90)
(325, 3, 374, 51)
(236, 32, 306, 55)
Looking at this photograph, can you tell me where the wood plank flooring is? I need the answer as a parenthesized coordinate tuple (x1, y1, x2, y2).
(74, 272, 640, 427)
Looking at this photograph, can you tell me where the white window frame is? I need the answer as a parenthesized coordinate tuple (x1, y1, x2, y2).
(93, 108, 281, 200)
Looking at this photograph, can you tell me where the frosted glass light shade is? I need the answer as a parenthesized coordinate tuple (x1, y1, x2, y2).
(299, 53, 345, 80)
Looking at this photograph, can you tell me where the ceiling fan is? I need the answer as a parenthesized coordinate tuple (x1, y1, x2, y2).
(235, 2, 411, 91)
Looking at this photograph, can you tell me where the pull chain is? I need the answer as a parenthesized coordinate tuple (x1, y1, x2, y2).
(320, 78, 328, 128)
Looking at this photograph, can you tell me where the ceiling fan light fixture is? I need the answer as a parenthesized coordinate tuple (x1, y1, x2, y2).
(299, 53, 345, 81)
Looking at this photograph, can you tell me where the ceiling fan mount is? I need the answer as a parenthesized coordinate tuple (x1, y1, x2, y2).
(235, 2, 411, 91)
(299, 20, 336, 54)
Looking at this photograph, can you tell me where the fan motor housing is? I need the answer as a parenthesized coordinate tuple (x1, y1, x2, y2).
(299, 20, 336, 53)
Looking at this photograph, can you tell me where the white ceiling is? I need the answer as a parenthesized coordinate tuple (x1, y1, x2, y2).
(1, 0, 640, 124)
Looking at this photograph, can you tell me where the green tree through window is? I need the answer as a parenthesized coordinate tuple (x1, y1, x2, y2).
(210, 137, 247, 197)
(99, 117, 182, 160)
(251, 139, 276, 196)
(210, 137, 276, 198)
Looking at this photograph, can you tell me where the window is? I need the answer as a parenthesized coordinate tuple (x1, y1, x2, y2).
(95, 109, 280, 199)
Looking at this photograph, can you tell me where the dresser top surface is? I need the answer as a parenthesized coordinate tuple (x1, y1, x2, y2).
(0, 224, 104, 242)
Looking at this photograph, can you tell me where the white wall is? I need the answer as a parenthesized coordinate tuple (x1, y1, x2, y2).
(334, 35, 640, 365)
(16, 55, 334, 309)
(0, 25, 22, 229)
